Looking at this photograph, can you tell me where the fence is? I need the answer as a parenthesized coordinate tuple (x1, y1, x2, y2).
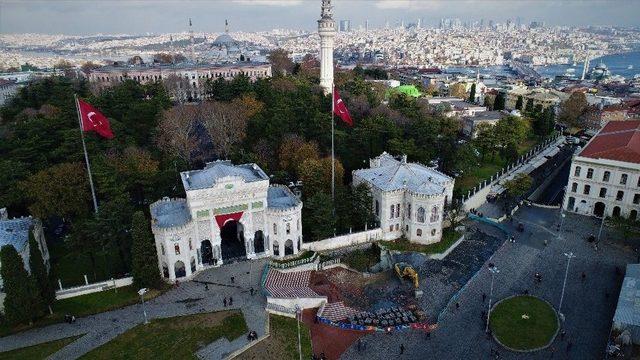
(268, 252, 318, 270)
(317, 258, 341, 270)
(55, 276, 133, 300)
(301, 228, 383, 252)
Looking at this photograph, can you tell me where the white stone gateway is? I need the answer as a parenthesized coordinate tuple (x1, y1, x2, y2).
(353, 153, 455, 244)
(150, 160, 302, 282)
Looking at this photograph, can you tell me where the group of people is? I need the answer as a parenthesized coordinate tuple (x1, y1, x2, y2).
(246, 330, 258, 341)
(64, 314, 76, 324)
(223, 296, 234, 307)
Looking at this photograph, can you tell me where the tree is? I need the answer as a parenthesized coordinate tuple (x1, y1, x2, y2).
(504, 173, 533, 206)
(493, 92, 506, 110)
(444, 200, 466, 230)
(1, 245, 42, 325)
(279, 135, 320, 177)
(28, 231, 55, 311)
(558, 92, 588, 127)
(525, 98, 534, 113)
(501, 141, 519, 164)
(268, 49, 295, 75)
(468, 83, 477, 103)
(474, 123, 497, 160)
(515, 95, 524, 110)
(156, 104, 199, 164)
(606, 216, 640, 243)
(200, 101, 248, 159)
(349, 183, 375, 230)
(450, 83, 467, 99)
(162, 74, 191, 102)
(131, 211, 162, 289)
(298, 157, 345, 198)
(302, 192, 335, 241)
(81, 61, 102, 74)
(19, 162, 90, 221)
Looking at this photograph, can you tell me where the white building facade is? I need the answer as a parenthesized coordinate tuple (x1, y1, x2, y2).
(563, 121, 640, 220)
(150, 161, 302, 282)
(353, 153, 455, 244)
(318, 0, 335, 94)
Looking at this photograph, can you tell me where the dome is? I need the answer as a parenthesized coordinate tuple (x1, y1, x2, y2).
(212, 33, 238, 47)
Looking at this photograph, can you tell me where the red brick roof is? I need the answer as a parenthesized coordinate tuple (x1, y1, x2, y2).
(579, 120, 640, 164)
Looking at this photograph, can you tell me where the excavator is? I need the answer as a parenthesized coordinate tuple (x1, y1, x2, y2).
(395, 262, 419, 289)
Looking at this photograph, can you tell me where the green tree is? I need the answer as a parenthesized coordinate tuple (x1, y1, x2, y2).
(350, 183, 375, 230)
(450, 83, 467, 99)
(1, 245, 42, 325)
(515, 95, 523, 110)
(525, 98, 534, 113)
(131, 211, 162, 289)
(474, 123, 498, 160)
(606, 216, 640, 242)
(302, 192, 335, 242)
(28, 231, 55, 311)
(558, 92, 588, 127)
(504, 173, 533, 208)
(501, 141, 519, 164)
(493, 92, 506, 110)
(468, 83, 477, 103)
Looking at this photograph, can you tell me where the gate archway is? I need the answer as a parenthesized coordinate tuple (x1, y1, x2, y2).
(594, 202, 605, 217)
(220, 220, 246, 260)
(201, 240, 214, 265)
(254, 230, 265, 254)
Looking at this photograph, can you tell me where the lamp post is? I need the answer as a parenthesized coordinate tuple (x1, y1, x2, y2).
(558, 252, 576, 321)
(295, 304, 302, 360)
(485, 265, 500, 333)
(138, 288, 149, 324)
(557, 211, 566, 240)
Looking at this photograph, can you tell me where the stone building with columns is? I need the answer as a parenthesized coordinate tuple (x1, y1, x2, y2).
(150, 160, 302, 282)
(353, 153, 455, 244)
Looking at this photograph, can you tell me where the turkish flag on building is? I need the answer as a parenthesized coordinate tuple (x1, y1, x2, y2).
(333, 87, 353, 126)
(78, 99, 114, 139)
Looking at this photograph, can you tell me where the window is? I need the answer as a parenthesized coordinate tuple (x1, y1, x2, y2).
(395, 224, 399, 231)
(390, 205, 395, 219)
(603, 171, 610, 182)
(583, 185, 591, 195)
(617, 191, 624, 201)
(273, 223, 277, 235)
(571, 183, 578, 193)
(175, 244, 180, 255)
(634, 194, 640, 204)
(189, 240, 192, 251)
(599, 188, 607, 198)
(389, 225, 394, 232)
(430, 206, 439, 222)
(574, 166, 581, 177)
(286, 223, 291, 234)
(161, 244, 165, 255)
(637, 177, 640, 187)
(417, 207, 426, 223)
(586, 168, 594, 179)
(396, 203, 401, 218)
(621, 174, 628, 185)
(375, 200, 380, 216)
(431, 229, 437, 236)
(407, 204, 411, 219)
(417, 229, 422, 237)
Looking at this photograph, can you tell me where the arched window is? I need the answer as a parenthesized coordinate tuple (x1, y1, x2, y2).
(407, 204, 411, 219)
(390, 205, 395, 219)
(286, 223, 291, 234)
(396, 203, 401, 218)
(273, 241, 280, 256)
(431, 229, 437, 236)
(599, 188, 607, 198)
(375, 200, 379, 216)
(161, 244, 165, 255)
(273, 223, 277, 235)
(617, 191, 624, 201)
(430, 206, 439, 222)
(583, 185, 590, 195)
(586, 168, 594, 179)
(621, 174, 628, 185)
(574, 166, 581, 177)
(416, 229, 422, 237)
(162, 264, 169, 278)
(603, 171, 610, 182)
(189, 239, 192, 250)
(417, 207, 426, 223)
(571, 182, 578, 193)
(174, 244, 180, 255)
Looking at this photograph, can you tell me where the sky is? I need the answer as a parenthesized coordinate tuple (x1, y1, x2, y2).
(1, 0, 639, 35)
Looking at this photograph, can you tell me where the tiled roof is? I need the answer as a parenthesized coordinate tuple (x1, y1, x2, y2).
(579, 120, 640, 164)
(181, 160, 268, 191)
(151, 199, 191, 229)
(267, 186, 300, 210)
(0, 217, 33, 252)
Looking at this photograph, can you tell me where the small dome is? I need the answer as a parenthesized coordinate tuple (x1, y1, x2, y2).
(212, 33, 238, 47)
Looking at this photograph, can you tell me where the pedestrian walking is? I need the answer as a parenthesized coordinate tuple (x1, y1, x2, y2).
(566, 341, 573, 353)
(425, 331, 431, 340)
(581, 272, 586, 282)
(205, 284, 209, 291)
(231, 276, 235, 283)
(357, 338, 362, 351)
(400, 343, 405, 355)
(455, 302, 460, 310)
(223, 297, 227, 307)
(560, 329, 566, 340)
(250, 287, 254, 296)
(229, 296, 234, 306)
(544, 239, 548, 246)
(482, 293, 487, 302)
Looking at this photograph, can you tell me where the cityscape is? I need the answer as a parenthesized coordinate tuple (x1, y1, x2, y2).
(0, 0, 640, 359)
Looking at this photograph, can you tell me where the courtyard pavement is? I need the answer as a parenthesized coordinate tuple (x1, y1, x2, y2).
(342, 205, 635, 360)
(0, 259, 269, 360)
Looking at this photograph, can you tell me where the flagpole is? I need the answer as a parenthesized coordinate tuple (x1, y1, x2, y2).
(331, 84, 335, 205)
(74, 94, 99, 214)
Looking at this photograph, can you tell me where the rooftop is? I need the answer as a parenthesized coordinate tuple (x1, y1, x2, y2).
(0, 217, 34, 252)
(181, 161, 269, 191)
(267, 186, 300, 210)
(464, 110, 505, 121)
(89, 61, 270, 74)
(613, 264, 640, 328)
(354, 152, 453, 195)
(150, 198, 191, 229)
(578, 120, 640, 164)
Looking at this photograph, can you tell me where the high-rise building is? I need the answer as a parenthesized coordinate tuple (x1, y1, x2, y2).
(339, 19, 351, 32)
(318, 0, 335, 94)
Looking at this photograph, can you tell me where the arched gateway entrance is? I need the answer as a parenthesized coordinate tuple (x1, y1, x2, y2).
(201, 239, 214, 265)
(220, 220, 246, 260)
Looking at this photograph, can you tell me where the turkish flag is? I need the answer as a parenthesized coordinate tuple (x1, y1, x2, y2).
(78, 99, 114, 139)
(333, 87, 353, 126)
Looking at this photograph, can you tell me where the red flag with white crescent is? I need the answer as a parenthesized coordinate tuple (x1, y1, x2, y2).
(333, 86, 353, 126)
(78, 99, 114, 139)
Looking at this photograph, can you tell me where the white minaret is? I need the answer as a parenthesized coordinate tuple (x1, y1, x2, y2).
(318, 0, 335, 94)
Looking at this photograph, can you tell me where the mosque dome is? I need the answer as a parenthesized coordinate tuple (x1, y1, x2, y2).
(212, 33, 238, 47)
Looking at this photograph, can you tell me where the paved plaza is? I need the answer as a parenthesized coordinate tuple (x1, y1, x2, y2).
(0, 259, 269, 360)
(343, 206, 636, 360)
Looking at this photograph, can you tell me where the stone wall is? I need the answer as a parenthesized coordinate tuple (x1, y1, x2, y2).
(301, 228, 383, 252)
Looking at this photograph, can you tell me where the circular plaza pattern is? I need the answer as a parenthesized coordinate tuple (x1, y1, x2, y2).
(489, 295, 559, 352)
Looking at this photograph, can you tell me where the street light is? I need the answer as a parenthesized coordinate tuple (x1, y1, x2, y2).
(558, 252, 576, 321)
(485, 265, 500, 333)
(138, 288, 149, 324)
(557, 211, 566, 240)
(295, 304, 302, 360)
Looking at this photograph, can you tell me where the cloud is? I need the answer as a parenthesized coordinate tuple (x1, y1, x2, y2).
(232, 0, 303, 6)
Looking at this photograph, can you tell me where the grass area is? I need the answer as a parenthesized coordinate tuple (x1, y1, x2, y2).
(81, 310, 247, 359)
(490, 295, 558, 350)
(380, 229, 462, 255)
(342, 245, 380, 272)
(49, 241, 128, 288)
(0, 285, 164, 337)
(237, 314, 312, 360)
(0, 335, 82, 360)
(271, 251, 316, 264)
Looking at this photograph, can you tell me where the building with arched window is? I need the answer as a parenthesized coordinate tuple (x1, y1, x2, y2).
(353, 152, 455, 244)
(150, 160, 302, 282)
(563, 121, 640, 220)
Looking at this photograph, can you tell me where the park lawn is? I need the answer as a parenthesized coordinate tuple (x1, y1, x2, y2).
(81, 310, 247, 359)
(380, 229, 462, 255)
(0, 335, 82, 360)
(455, 156, 505, 193)
(490, 295, 558, 350)
(0, 285, 164, 337)
(49, 241, 128, 288)
(237, 314, 312, 360)
(342, 245, 380, 272)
